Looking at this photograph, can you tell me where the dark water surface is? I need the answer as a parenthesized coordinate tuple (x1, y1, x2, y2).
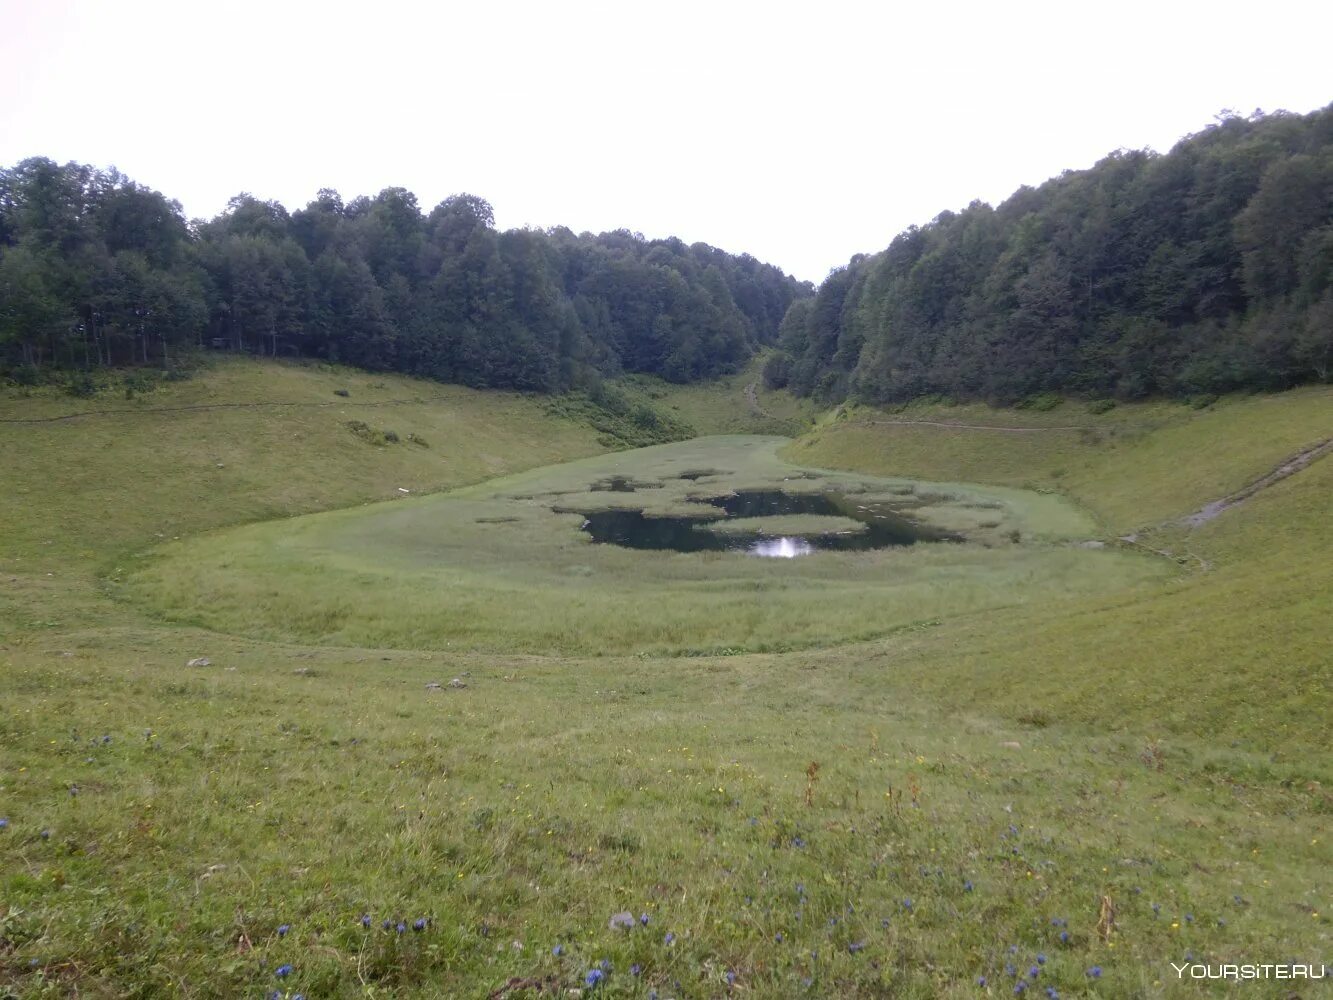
(577, 490, 958, 557)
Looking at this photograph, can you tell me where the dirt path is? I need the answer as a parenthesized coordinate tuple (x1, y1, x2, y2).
(1114, 436, 1332, 571)
(1177, 437, 1333, 527)
(858, 417, 1091, 433)
(743, 380, 769, 418)
(0, 393, 458, 425)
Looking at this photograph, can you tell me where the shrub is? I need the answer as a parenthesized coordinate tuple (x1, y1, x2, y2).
(1018, 392, 1063, 412)
(334, 388, 350, 397)
(65, 371, 98, 398)
(1086, 398, 1116, 414)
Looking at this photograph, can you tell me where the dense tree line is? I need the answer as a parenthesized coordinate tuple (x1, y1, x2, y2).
(769, 106, 1333, 404)
(0, 162, 809, 390)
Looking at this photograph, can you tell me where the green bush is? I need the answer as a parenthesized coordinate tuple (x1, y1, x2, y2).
(1017, 392, 1063, 412)
(65, 371, 98, 398)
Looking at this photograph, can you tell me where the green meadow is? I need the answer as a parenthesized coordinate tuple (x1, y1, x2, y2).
(1, 359, 1329, 998)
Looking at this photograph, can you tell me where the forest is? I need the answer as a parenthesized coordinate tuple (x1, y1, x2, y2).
(0, 165, 808, 391)
(4, 105, 1330, 403)
(770, 106, 1332, 403)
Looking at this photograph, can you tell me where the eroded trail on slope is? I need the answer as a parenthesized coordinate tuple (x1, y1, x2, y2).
(1176, 437, 1332, 526)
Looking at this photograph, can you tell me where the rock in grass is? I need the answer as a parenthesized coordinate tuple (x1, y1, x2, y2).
(608, 911, 635, 931)
(186, 657, 212, 667)
(425, 681, 442, 691)
(448, 677, 467, 689)
(1000, 741, 1022, 750)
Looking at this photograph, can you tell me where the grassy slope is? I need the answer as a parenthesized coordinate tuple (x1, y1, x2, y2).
(1, 364, 1329, 998)
(0, 358, 606, 567)
(785, 389, 1332, 532)
(781, 388, 1333, 754)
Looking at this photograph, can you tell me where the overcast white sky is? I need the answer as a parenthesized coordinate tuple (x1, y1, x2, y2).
(1, 0, 1329, 283)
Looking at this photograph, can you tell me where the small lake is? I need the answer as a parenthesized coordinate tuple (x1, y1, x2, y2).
(577, 490, 958, 557)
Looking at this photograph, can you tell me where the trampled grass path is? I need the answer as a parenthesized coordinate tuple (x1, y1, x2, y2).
(0, 391, 462, 424)
(858, 417, 1094, 432)
(1177, 436, 1332, 526)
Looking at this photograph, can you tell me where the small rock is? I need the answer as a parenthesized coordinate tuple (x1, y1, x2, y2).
(511, 940, 524, 951)
(448, 678, 467, 689)
(425, 682, 442, 691)
(1001, 741, 1022, 750)
(292, 667, 316, 677)
(186, 657, 211, 668)
(608, 911, 635, 931)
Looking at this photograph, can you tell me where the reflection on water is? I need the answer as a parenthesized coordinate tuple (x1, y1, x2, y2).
(750, 536, 815, 558)
(575, 489, 958, 557)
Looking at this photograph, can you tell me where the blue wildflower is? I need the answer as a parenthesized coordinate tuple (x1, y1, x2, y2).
(1059, 931, 1069, 944)
(585, 968, 604, 988)
(598, 959, 611, 973)
(726, 970, 736, 985)
(0, 819, 8, 830)
(630, 964, 642, 976)
(775, 932, 784, 942)
(1087, 966, 1102, 978)
(1006, 964, 1017, 977)
(902, 898, 912, 910)
(1029, 965, 1040, 978)
(640, 912, 650, 926)
(413, 918, 427, 932)
(40, 829, 50, 840)
(880, 918, 890, 929)
(1036, 953, 1046, 965)
(395, 921, 406, 934)
(1014, 982, 1027, 995)
(382, 919, 390, 930)
(848, 941, 865, 954)
(964, 880, 973, 892)
(360, 914, 371, 928)
(293, 996, 305, 1000)
(277, 924, 290, 937)
(664, 932, 675, 945)
(792, 836, 806, 848)
(274, 964, 293, 978)
(552, 944, 565, 957)
(796, 883, 806, 896)
(1045, 989, 1059, 1000)
(978, 977, 987, 987)
(1009, 944, 1019, 954)
(1184, 913, 1193, 923)
(1151, 903, 1160, 915)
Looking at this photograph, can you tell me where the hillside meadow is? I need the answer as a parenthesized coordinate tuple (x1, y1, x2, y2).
(1, 359, 1329, 998)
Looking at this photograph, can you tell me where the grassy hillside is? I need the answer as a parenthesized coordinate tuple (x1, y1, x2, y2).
(784, 389, 1332, 532)
(1, 363, 1328, 998)
(0, 358, 611, 568)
